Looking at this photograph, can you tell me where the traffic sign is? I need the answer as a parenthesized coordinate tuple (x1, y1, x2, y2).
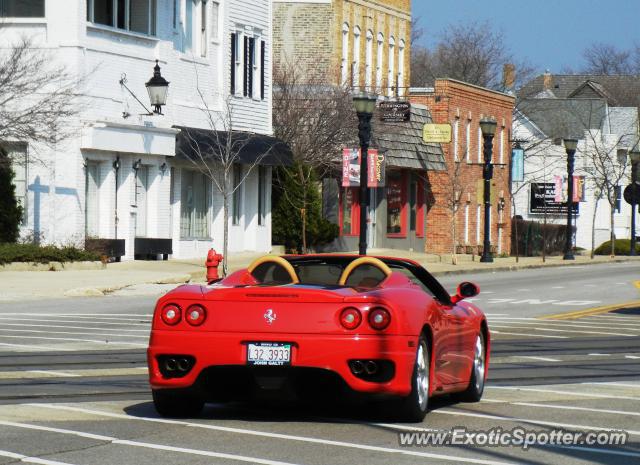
(624, 182, 640, 205)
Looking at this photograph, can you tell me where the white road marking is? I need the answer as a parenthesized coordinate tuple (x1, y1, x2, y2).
(582, 382, 640, 388)
(434, 409, 640, 437)
(487, 386, 640, 401)
(0, 314, 151, 322)
(490, 330, 568, 339)
(550, 300, 601, 306)
(627, 355, 640, 359)
(0, 320, 149, 329)
(0, 420, 302, 465)
(490, 324, 637, 337)
(513, 401, 640, 417)
(491, 317, 640, 329)
(518, 356, 561, 362)
(588, 353, 612, 356)
(0, 335, 147, 347)
(551, 286, 565, 289)
(0, 323, 149, 332)
(0, 329, 148, 339)
(0, 450, 77, 465)
(591, 314, 640, 321)
(510, 299, 558, 305)
(26, 370, 81, 378)
(28, 404, 517, 465)
(0, 342, 75, 351)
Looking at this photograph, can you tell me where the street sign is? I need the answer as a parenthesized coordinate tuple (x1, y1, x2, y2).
(624, 182, 640, 205)
(379, 102, 411, 122)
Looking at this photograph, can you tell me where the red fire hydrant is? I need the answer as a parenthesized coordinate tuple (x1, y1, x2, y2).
(206, 248, 223, 283)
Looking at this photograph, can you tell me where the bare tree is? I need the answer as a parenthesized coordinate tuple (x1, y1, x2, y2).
(410, 21, 535, 91)
(581, 43, 639, 75)
(272, 62, 356, 251)
(178, 94, 275, 275)
(0, 36, 82, 164)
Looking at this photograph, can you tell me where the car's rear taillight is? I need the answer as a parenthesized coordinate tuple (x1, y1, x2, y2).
(368, 307, 391, 330)
(186, 304, 206, 326)
(340, 307, 362, 330)
(161, 304, 181, 325)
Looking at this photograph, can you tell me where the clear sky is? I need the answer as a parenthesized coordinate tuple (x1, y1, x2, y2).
(411, 0, 640, 74)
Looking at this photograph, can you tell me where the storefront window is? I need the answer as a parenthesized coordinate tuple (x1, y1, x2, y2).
(340, 187, 359, 236)
(386, 171, 405, 236)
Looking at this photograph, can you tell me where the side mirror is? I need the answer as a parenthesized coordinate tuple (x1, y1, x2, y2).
(451, 282, 480, 304)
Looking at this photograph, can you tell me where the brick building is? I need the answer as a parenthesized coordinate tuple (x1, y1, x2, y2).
(273, 0, 411, 95)
(411, 80, 515, 256)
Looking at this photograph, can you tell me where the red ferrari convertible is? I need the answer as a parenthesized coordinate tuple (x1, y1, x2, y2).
(147, 254, 489, 422)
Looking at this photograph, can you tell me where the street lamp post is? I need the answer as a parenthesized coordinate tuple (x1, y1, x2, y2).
(479, 118, 497, 263)
(629, 148, 640, 256)
(353, 92, 377, 256)
(563, 138, 578, 260)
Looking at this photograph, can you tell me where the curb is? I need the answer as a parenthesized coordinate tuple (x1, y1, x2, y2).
(0, 261, 105, 272)
(429, 257, 640, 277)
(63, 274, 193, 297)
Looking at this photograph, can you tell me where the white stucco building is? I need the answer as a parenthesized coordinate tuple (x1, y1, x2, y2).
(512, 99, 639, 251)
(2, 0, 289, 259)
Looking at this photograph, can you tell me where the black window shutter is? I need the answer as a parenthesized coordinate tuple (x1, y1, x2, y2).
(243, 36, 249, 97)
(230, 33, 236, 95)
(261, 41, 265, 100)
(248, 38, 255, 97)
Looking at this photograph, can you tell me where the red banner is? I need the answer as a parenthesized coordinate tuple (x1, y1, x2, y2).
(367, 149, 385, 187)
(342, 148, 360, 187)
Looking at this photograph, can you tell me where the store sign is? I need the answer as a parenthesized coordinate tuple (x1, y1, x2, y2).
(511, 148, 524, 182)
(379, 102, 411, 122)
(343, 148, 384, 187)
(367, 149, 385, 187)
(423, 123, 452, 143)
(529, 182, 579, 215)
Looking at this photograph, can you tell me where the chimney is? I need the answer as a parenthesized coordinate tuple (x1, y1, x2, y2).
(503, 63, 515, 92)
(543, 70, 553, 90)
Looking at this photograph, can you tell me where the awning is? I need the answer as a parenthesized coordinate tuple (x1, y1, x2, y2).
(174, 126, 293, 166)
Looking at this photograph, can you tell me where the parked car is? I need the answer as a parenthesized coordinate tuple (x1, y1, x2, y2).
(147, 254, 489, 422)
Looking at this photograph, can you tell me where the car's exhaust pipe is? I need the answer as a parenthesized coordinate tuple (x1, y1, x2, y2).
(165, 358, 177, 372)
(351, 360, 364, 375)
(364, 360, 378, 375)
(177, 358, 191, 372)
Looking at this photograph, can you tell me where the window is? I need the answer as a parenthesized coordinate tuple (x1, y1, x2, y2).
(183, 0, 207, 55)
(376, 33, 384, 92)
(416, 178, 425, 237)
(210, 0, 219, 41)
(5, 143, 27, 223)
(180, 169, 211, 239)
(465, 119, 471, 162)
(260, 40, 266, 100)
(464, 203, 469, 243)
(172, 0, 178, 29)
(397, 39, 405, 96)
(365, 30, 373, 91)
(615, 185, 622, 213)
(352, 26, 361, 88)
(387, 36, 395, 97)
(477, 126, 482, 163)
(476, 204, 481, 244)
(87, 0, 157, 35)
(499, 126, 505, 164)
(232, 164, 242, 225)
(258, 166, 267, 226)
(341, 23, 349, 86)
(1, 0, 44, 17)
(243, 36, 256, 97)
(340, 187, 359, 235)
(453, 118, 459, 161)
(231, 32, 238, 94)
(386, 171, 406, 236)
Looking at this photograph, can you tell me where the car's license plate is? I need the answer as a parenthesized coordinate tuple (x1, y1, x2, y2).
(246, 342, 292, 366)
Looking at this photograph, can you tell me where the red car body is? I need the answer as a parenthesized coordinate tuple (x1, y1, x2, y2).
(147, 254, 490, 421)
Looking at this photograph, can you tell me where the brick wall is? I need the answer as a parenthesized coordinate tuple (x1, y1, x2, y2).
(411, 80, 515, 256)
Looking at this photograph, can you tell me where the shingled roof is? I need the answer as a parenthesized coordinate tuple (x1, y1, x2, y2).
(516, 98, 607, 139)
(370, 103, 446, 171)
(519, 74, 640, 108)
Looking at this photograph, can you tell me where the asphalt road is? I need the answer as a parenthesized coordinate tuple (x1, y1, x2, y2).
(0, 264, 639, 464)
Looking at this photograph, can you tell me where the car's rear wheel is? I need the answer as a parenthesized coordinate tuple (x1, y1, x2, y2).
(152, 388, 204, 417)
(396, 334, 430, 422)
(457, 332, 486, 402)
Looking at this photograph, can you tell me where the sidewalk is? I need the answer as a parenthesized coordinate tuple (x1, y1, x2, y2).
(0, 249, 638, 301)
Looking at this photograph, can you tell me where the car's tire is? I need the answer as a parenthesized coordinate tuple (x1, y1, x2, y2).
(457, 331, 487, 402)
(396, 334, 430, 423)
(152, 388, 205, 418)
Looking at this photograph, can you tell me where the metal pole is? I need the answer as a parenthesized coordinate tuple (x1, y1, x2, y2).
(563, 148, 576, 260)
(480, 132, 495, 263)
(357, 111, 372, 256)
(631, 161, 638, 256)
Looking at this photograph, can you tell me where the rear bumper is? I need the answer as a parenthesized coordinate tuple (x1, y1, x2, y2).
(148, 330, 417, 396)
